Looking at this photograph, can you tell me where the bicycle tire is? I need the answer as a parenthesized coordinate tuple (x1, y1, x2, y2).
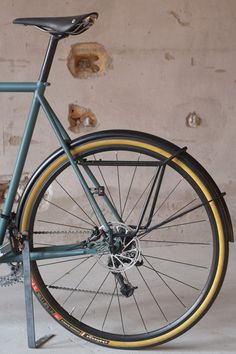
(18, 130, 230, 349)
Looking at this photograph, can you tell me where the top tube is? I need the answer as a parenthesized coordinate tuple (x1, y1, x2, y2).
(0, 82, 38, 92)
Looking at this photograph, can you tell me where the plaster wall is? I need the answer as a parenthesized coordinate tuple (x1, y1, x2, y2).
(0, 0, 235, 228)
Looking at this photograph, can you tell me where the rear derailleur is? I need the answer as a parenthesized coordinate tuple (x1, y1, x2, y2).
(114, 272, 138, 298)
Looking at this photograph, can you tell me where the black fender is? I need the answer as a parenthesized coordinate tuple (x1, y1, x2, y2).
(16, 129, 234, 242)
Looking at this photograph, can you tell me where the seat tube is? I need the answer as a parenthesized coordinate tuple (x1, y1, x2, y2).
(0, 85, 43, 243)
(0, 34, 62, 244)
(38, 34, 64, 83)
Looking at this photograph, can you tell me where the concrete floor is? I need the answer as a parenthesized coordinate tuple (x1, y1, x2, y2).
(0, 244, 235, 354)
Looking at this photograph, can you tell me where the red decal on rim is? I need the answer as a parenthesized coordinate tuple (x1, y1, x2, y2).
(53, 312, 63, 321)
(31, 277, 39, 292)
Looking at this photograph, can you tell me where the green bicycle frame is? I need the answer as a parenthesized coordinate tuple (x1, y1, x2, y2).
(0, 34, 118, 262)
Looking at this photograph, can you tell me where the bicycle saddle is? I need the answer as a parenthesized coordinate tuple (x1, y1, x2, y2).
(13, 12, 98, 36)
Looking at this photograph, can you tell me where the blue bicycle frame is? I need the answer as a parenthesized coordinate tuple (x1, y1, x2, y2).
(0, 34, 118, 262)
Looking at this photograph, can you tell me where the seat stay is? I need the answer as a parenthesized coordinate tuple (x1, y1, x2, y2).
(38, 96, 71, 143)
(38, 94, 112, 234)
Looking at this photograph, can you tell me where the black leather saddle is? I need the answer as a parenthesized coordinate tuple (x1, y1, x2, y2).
(13, 12, 98, 36)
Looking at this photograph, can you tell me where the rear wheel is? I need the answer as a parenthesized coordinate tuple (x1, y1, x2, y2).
(19, 131, 228, 349)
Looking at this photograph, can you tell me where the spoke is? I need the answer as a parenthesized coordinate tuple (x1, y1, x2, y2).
(142, 254, 208, 269)
(140, 239, 210, 246)
(139, 219, 209, 244)
(142, 264, 199, 291)
(43, 198, 95, 228)
(102, 278, 117, 330)
(80, 271, 110, 320)
(121, 154, 140, 218)
(124, 173, 156, 223)
(48, 256, 91, 288)
(136, 267, 168, 322)
(153, 179, 183, 217)
(162, 197, 197, 222)
(154, 219, 207, 230)
(93, 154, 118, 213)
(132, 292, 148, 333)
(116, 152, 122, 216)
(37, 219, 92, 231)
(124, 272, 148, 333)
(38, 256, 90, 268)
(63, 258, 99, 306)
(34, 242, 57, 246)
(147, 200, 207, 233)
(116, 277, 125, 334)
(55, 179, 97, 226)
(143, 255, 186, 308)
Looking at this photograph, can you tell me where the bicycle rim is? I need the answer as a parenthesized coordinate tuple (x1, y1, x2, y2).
(19, 131, 228, 348)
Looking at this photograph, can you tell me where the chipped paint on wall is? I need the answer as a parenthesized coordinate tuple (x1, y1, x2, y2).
(0, 57, 30, 72)
(67, 42, 112, 79)
(0, 173, 53, 212)
(168, 10, 190, 27)
(3, 133, 39, 148)
(0, 174, 29, 209)
(0, 182, 8, 206)
(185, 112, 202, 128)
(215, 69, 226, 73)
(165, 52, 175, 61)
(68, 104, 97, 133)
(170, 97, 226, 145)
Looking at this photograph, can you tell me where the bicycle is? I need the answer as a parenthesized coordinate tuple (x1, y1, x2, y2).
(0, 12, 234, 350)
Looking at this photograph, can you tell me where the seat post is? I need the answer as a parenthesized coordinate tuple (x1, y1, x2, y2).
(38, 34, 65, 83)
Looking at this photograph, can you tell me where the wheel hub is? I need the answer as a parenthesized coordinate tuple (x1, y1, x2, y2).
(95, 222, 141, 273)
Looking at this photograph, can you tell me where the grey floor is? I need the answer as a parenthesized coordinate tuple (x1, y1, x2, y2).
(0, 244, 235, 354)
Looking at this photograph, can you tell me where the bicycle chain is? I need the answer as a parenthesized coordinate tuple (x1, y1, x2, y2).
(0, 230, 117, 294)
(33, 230, 90, 235)
(37, 230, 115, 296)
(35, 230, 122, 296)
(47, 284, 119, 297)
(0, 227, 93, 287)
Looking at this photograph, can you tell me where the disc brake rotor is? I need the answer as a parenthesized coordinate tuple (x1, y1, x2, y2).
(95, 222, 141, 273)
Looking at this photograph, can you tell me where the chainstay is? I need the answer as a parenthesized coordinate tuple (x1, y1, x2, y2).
(34, 230, 122, 296)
